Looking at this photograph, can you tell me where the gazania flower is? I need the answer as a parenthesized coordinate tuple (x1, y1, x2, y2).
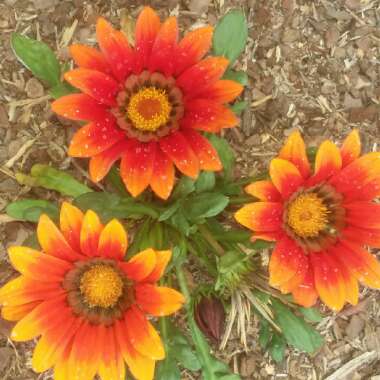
(0, 202, 184, 380)
(235, 130, 380, 311)
(52, 7, 242, 199)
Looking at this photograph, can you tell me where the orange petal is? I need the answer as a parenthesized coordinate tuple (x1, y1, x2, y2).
(70, 44, 111, 74)
(150, 148, 175, 200)
(245, 180, 281, 202)
(278, 130, 310, 178)
(197, 80, 243, 104)
(37, 214, 81, 261)
(96, 17, 134, 81)
(341, 130, 361, 167)
(64, 68, 118, 106)
(176, 56, 229, 98)
(159, 131, 199, 178)
(234, 202, 283, 232)
(144, 250, 172, 283)
(174, 26, 213, 75)
(344, 202, 380, 229)
(181, 129, 222, 171)
(51, 94, 109, 121)
(341, 225, 380, 248)
(121, 248, 156, 282)
(1, 301, 41, 321)
(125, 305, 165, 360)
(310, 252, 346, 311)
(308, 140, 342, 185)
(134, 6, 161, 71)
(89, 139, 132, 182)
(80, 210, 103, 257)
(181, 99, 239, 132)
(98, 219, 128, 260)
(60, 202, 84, 253)
(115, 318, 155, 380)
(291, 267, 318, 308)
(68, 120, 125, 158)
(120, 141, 156, 197)
(269, 237, 308, 290)
(8, 246, 71, 282)
(136, 284, 185, 317)
(251, 231, 282, 242)
(269, 158, 304, 199)
(149, 16, 178, 76)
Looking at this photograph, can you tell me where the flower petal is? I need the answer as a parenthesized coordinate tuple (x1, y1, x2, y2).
(64, 68, 118, 106)
(98, 219, 128, 260)
(278, 130, 310, 178)
(89, 139, 132, 182)
(159, 131, 199, 178)
(310, 251, 346, 311)
(2, 301, 41, 321)
(344, 202, 380, 229)
(80, 210, 103, 257)
(150, 148, 175, 200)
(196, 79, 243, 104)
(134, 6, 161, 72)
(341, 225, 380, 248)
(181, 129, 222, 171)
(37, 214, 81, 261)
(149, 16, 178, 76)
(69, 44, 111, 74)
(341, 130, 361, 167)
(234, 202, 283, 232)
(174, 26, 213, 75)
(96, 17, 134, 81)
(144, 250, 172, 283)
(245, 180, 281, 202)
(120, 141, 156, 197)
(125, 305, 165, 360)
(291, 267, 318, 308)
(8, 246, 71, 282)
(68, 120, 125, 158)
(60, 202, 83, 253)
(51, 94, 109, 121)
(176, 57, 229, 98)
(121, 248, 156, 282)
(135, 284, 185, 316)
(269, 158, 304, 199)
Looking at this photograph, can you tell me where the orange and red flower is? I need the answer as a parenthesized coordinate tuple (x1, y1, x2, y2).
(235, 130, 380, 311)
(52, 7, 242, 199)
(0, 202, 184, 380)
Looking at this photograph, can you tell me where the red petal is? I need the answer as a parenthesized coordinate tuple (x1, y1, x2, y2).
(341, 225, 380, 248)
(341, 130, 361, 167)
(196, 79, 243, 104)
(80, 210, 103, 257)
(174, 26, 214, 75)
(149, 16, 178, 76)
(68, 120, 125, 158)
(144, 250, 172, 283)
(60, 202, 83, 253)
(150, 148, 175, 200)
(96, 17, 134, 81)
(98, 219, 128, 260)
(120, 141, 156, 197)
(181, 129, 222, 171)
(245, 180, 281, 202)
(69, 44, 111, 74)
(344, 202, 380, 229)
(159, 131, 199, 178)
(121, 249, 156, 282)
(291, 267, 318, 308)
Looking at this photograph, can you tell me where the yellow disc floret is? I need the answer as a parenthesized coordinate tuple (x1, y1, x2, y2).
(80, 264, 123, 308)
(287, 193, 329, 238)
(127, 87, 171, 132)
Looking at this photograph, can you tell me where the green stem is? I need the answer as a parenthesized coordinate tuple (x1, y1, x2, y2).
(187, 242, 217, 277)
(228, 195, 253, 205)
(198, 224, 224, 256)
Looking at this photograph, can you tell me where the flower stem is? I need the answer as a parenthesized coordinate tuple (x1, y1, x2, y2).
(198, 224, 225, 256)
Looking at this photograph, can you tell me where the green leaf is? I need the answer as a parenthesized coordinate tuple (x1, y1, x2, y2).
(22, 233, 40, 249)
(6, 199, 59, 222)
(158, 201, 181, 222)
(186, 193, 229, 221)
(223, 70, 248, 86)
(268, 334, 286, 363)
(170, 209, 191, 236)
(231, 100, 247, 115)
(208, 135, 235, 180)
(49, 81, 77, 99)
(212, 229, 251, 243)
(271, 299, 323, 353)
(195, 172, 215, 193)
(299, 307, 324, 323)
(11, 33, 61, 87)
(212, 10, 248, 66)
(156, 356, 181, 380)
(171, 176, 195, 199)
(105, 166, 129, 197)
(259, 320, 271, 349)
(16, 164, 91, 197)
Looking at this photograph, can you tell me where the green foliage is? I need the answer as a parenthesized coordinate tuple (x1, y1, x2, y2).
(49, 82, 78, 99)
(212, 10, 248, 66)
(6, 199, 58, 222)
(195, 172, 215, 193)
(223, 70, 248, 86)
(231, 101, 248, 115)
(207, 135, 235, 180)
(268, 333, 286, 363)
(11, 33, 61, 87)
(299, 307, 324, 323)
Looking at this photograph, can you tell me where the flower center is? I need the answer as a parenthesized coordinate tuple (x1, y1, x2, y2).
(287, 193, 329, 238)
(126, 87, 171, 132)
(80, 264, 123, 308)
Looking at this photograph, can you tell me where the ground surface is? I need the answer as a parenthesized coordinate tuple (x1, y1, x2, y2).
(0, 0, 380, 379)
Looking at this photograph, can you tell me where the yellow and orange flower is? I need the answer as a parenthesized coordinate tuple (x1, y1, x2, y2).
(52, 7, 242, 199)
(235, 130, 380, 311)
(0, 202, 184, 380)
